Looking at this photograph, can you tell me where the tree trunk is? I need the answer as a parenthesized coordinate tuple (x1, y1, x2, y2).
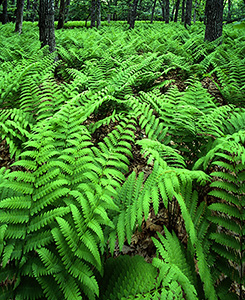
(150, 0, 157, 23)
(57, 0, 66, 29)
(107, 13, 111, 23)
(127, 0, 132, 25)
(181, 0, 186, 22)
(15, 0, 24, 33)
(39, 0, 56, 54)
(129, 0, 139, 29)
(2, 0, 8, 24)
(174, 0, 181, 22)
(227, 0, 231, 23)
(91, 0, 96, 28)
(184, 0, 192, 27)
(165, 0, 169, 23)
(193, 0, 198, 23)
(204, 0, 224, 42)
(96, 0, 101, 28)
(160, 0, 165, 21)
(170, 0, 177, 21)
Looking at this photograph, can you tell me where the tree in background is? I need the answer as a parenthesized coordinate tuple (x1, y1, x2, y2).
(39, 0, 56, 53)
(91, 0, 96, 27)
(174, 0, 181, 22)
(150, 0, 157, 23)
(227, 0, 232, 22)
(96, 0, 101, 27)
(57, 0, 66, 29)
(15, 0, 24, 33)
(205, 0, 224, 41)
(165, 0, 169, 23)
(181, 0, 185, 22)
(159, 0, 169, 23)
(128, 0, 139, 29)
(2, 0, 8, 24)
(184, 0, 192, 27)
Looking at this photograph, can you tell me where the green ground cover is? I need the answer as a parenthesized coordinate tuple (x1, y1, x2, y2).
(0, 22, 244, 300)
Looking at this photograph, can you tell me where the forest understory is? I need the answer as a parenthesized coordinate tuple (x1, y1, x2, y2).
(0, 21, 244, 300)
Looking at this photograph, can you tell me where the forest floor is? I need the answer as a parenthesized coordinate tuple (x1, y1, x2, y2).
(0, 63, 244, 299)
(0, 70, 223, 262)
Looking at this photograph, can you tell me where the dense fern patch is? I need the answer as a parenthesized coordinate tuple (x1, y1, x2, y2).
(0, 22, 244, 299)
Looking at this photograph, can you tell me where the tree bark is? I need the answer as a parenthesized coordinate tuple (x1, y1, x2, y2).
(165, 0, 169, 23)
(129, 0, 139, 29)
(184, 0, 192, 27)
(193, 0, 198, 23)
(160, 0, 165, 21)
(150, 0, 157, 23)
(2, 0, 8, 24)
(174, 0, 181, 22)
(15, 0, 24, 33)
(227, 0, 231, 23)
(91, 0, 96, 27)
(96, 0, 101, 28)
(57, 0, 66, 29)
(181, 0, 186, 22)
(204, 0, 224, 42)
(170, 0, 177, 21)
(39, 0, 56, 53)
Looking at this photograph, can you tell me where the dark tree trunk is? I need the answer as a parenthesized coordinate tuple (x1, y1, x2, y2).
(160, 0, 165, 21)
(181, 0, 186, 22)
(57, 0, 66, 29)
(96, 0, 101, 28)
(91, 0, 96, 28)
(27, 0, 30, 9)
(127, 0, 131, 24)
(205, 0, 224, 42)
(2, 0, 8, 24)
(174, 0, 181, 22)
(129, 0, 139, 29)
(227, 0, 231, 22)
(170, 0, 177, 21)
(165, 0, 169, 23)
(15, 0, 24, 33)
(39, 0, 56, 53)
(193, 0, 198, 23)
(184, 0, 192, 27)
(150, 0, 157, 23)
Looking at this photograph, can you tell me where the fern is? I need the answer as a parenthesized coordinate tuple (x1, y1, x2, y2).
(98, 255, 157, 300)
(0, 21, 245, 300)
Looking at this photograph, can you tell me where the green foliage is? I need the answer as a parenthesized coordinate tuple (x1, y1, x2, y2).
(99, 255, 157, 300)
(0, 21, 244, 300)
